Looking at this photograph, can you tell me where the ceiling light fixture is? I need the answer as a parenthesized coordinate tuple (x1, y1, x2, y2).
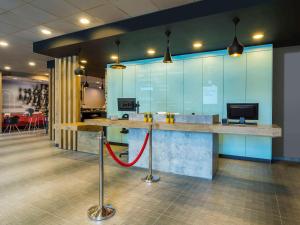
(110, 55, 118, 60)
(110, 40, 126, 69)
(163, 30, 173, 63)
(147, 49, 156, 55)
(41, 29, 52, 35)
(0, 41, 9, 47)
(253, 33, 264, 40)
(28, 61, 36, 66)
(80, 59, 87, 64)
(4, 66, 11, 70)
(193, 42, 203, 49)
(228, 17, 244, 57)
(79, 18, 90, 25)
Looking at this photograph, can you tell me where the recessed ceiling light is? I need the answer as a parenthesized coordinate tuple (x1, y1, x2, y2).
(193, 42, 203, 48)
(4, 66, 11, 70)
(44, 73, 49, 76)
(80, 65, 85, 69)
(79, 18, 90, 25)
(147, 49, 156, 55)
(80, 59, 87, 64)
(0, 41, 9, 47)
(252, 33, 264, 40)
(41, 29, 52, 35)
(96, 81, 100, 84)
(28, 61, 36, 66)
(110, 55, 118, 60)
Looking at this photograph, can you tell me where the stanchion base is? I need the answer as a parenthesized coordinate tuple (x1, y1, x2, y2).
(142, 174, 160, 183)
(87, 205, 115, 221)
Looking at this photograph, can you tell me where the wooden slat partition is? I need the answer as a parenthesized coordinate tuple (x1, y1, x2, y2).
(49, 56, 81, 150)
(0, 72, 2, 133)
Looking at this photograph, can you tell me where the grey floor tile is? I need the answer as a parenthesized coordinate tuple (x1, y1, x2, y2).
(0, 133, 299, 225)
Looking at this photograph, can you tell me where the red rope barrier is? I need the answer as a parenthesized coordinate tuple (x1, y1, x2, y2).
(105, 132, 149, 167)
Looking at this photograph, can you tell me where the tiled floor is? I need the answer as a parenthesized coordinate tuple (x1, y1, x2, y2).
(0, 133, 299, 225)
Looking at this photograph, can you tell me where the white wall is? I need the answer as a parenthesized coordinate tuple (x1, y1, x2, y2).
(82, 87, 105, 108)
(273, 45, 300, 160)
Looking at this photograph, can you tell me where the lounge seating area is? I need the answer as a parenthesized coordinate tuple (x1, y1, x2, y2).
(1, 112, 46, 133)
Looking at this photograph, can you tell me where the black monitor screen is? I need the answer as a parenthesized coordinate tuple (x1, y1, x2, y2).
(227, 103, 259, 120)
(118, 98, 136, 111)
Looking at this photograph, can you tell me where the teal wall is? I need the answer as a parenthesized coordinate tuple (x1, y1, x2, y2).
(106, 44, 273, 160)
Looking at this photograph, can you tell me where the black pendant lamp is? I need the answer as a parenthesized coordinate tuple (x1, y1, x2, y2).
(110, 40, 126, 69)
(83, 74, 89, 88)
(228, 17, 244, 57)
(74, 48, 86, 76)
(163, 30, 173, 63)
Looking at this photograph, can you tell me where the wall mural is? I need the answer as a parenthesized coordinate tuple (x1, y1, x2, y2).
(18, 84, 48, 112)
(3, 80, 48, 113)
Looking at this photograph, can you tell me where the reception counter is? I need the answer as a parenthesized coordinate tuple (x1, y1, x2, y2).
(57, 114, 281, 179)
(83, 114, 281, 179)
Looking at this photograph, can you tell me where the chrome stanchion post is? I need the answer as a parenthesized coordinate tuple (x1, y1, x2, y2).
(142, 124, 160, 183)
(88, 130, 115, 221)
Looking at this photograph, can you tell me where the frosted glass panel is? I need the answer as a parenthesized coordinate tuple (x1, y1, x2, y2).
(221, 55, 247, 156)
(150, 62, 167, 113)
(183, 58, 203, 115)
(222, 134, 246, 157)
(245, 50, 273, 159)
(223, 54, 246, 118)
(106, 68, 123, 117)
(246, 51, 272, 124)
(167, 61, 183, 114)
(136, 64, 151, 113)
(106, 68, 123, 142)
(122, 65, 136, 98)
(246, 136, 272, 159)
(203, 56, 223, 116)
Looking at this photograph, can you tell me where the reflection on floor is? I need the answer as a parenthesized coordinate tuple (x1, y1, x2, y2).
(0, 133, 299, 225)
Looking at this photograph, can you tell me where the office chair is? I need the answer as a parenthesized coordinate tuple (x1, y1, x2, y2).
(119, 114, 129, 158)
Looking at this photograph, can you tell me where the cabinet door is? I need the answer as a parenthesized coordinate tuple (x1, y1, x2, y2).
(106, 68, 123, 143)
(136, 64, 151, 113)
(221, 55, 247, 156)
(183, 58, 203, 115)
(202, 56, 223, 117)
(167, 60, 184, 114)
(150, 62, 167, 113)
(245, 50, 273, 159)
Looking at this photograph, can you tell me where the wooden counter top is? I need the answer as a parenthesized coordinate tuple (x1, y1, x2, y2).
(82, 118, 281, 138)
(54, 122, 102, 132)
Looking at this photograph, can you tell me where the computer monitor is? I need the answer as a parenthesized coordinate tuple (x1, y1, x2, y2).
(227, 103, 259, 122)
(118, 98, 137, 111)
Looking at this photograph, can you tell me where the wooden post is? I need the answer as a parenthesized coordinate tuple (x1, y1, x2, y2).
(51, 56, 80, 150)
(0, 72, 2, 134)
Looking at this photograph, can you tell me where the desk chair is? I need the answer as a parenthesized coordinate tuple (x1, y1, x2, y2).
(119, 114, 129, 158)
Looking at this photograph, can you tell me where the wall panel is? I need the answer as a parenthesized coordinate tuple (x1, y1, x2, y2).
(202, 56, 224, 116)
(0, 72, 2, 133)
(183, 58, 203, 115)
(167, 61, 184, 114)
(106, 45, 273, 160)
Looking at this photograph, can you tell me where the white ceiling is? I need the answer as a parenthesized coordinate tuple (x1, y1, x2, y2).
(0, 0, 200, 76)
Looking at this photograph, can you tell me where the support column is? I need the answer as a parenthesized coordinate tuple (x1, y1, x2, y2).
(49, 56, 81, 150)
